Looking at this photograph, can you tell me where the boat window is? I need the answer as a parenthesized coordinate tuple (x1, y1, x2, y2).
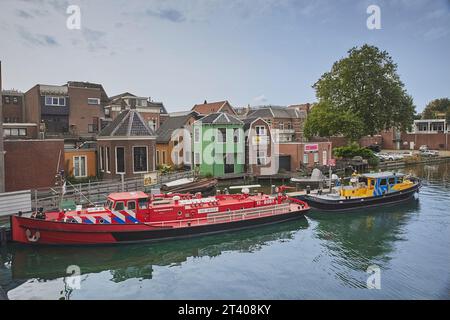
(138, 198, 148, 209)
(379, 179, 387, 186)
(127, 201, 136, 210)
(115, 201, 125, 211)
(370, 179, 375, 187)
(105, 200, 113, 210)
(388, 177, 396, 185)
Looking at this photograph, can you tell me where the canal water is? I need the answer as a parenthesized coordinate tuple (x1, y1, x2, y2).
(1, 162, 449, 299)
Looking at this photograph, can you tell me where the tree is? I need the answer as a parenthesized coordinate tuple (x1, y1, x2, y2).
(304, 44, 416, 141)
(422, 98, 450, 121)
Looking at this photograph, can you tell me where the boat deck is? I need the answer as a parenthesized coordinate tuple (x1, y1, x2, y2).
(145, 203, 304, 229)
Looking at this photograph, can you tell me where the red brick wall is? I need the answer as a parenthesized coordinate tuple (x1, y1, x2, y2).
(23, 85, 41, 124)
(2, 94, 24, 122)
(68, 86, 105, 136)
(4, 140, 65, 191)
(400, 133, 450, 150)
(279, 142, 332, 170)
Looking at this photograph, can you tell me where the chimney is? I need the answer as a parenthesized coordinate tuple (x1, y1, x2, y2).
(204, 100, 207, 104)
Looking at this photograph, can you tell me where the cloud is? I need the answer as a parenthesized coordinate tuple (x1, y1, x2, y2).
(17, 27, 59, 47)
(253, 94, 268, 104)
(81, 28, 107, 51)
(146, 8, 186, 23)
(16, 9, 33, 19)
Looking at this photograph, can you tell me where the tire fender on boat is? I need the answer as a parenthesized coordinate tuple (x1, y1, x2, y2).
(25, 229, 40, 243)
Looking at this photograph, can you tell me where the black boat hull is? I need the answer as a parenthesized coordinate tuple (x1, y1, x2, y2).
(300, 183, 420, 212)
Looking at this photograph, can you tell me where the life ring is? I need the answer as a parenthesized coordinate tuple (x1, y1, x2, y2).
(25, 229, 40, 243)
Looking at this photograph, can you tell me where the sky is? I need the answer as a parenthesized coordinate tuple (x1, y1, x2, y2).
(0, 0, 449, 112)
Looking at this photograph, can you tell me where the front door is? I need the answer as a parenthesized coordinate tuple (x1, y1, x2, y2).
(224, 154, 234, 174)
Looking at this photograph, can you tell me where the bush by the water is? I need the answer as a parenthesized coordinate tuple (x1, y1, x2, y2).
(333, 144, 379, 166)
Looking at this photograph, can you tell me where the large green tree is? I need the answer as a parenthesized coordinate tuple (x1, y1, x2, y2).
(304, 44, 415, 141)
(422, 98, 450, 121)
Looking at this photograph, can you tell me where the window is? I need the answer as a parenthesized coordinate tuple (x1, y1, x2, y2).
(88, 124, 97, 133)
(127, 201, 136, 210)
(88, 98, 100, 105)
(257, 150, 266, 166)
(194, 152, 201, 165)
(105, 147, 110, 173)
(133, 146, 148, 173)
(99, 146, 104, 171)
(255, 126, 266, 136)
(218, 128, 227, 143)
(45, 96, 66, 106)
(194, 127, 200, 143)
(233, 128, 240, 143)
(388, 177, 396, 185)
(3, 128, 27, 137)
(156, 150, 160, 165)
(13, 97, 18, 104)
(380, 179, 387, 186)
(313, 153, 319, 163)
(19, 128, 27, 136)
(11, 128, 18, 136)
(303, 154, 309, 164)
(73, 156, 87, 177)
(116, 147, 125, 173)
(279, 122, 284, 130)
(3, 129, 10, 137)
(162, 151, 166, 164)
(114, 202, 125, 211)
(287, 122, 292, 130)
(185, 151, 190, 163)
(138, 198, 148, 209)
(4, 96, 10, 104)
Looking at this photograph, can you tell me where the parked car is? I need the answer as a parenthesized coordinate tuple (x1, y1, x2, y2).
(421, 150, 439, 157)
(367, 144, 381, 153)
(375, 153, 389, 161)
(419, 145, 429, 152)
(402, 151, 414, 157)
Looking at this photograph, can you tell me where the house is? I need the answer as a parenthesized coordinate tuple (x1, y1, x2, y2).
(155, 111, 201, 169)
(193, 112, 245, 177)
(105, 92, 168, 131)
(2, 90, 25, 123)
(243, 117, 276, 175)
(23, 81, 109, 138)
(278, 142, 332, 171)
(381, 119, 450, 150)
(64, 145, 97, 180)
(192, 100, 237, 116)
(97, 109, 157, 179)
(246, 105, 307, 143)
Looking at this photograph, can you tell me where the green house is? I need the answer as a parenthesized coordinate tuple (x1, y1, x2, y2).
(193, 113, 245, 177)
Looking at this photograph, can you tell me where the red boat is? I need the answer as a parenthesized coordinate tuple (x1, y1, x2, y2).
(11, 187, 310, 245)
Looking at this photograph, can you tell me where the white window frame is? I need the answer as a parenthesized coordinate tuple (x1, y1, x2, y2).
(88, 98, 100, 105)
(194, 127, 200, 143)
(132, 145, 149, 174)
(194, 152, 201, 165)
(217, 128, 227, 144)
(105, 147, 111, 173)
(233, 128, 240, 143)
(314, 152, 319, 163)
(303, 154, 309, 164)
(99, 146, 104, 172)
(255, 126, 266, 136)
(45, 96, 66, 106)
(115, 146, 125, 174)
(73, 155, 87, 178)
(256, 150, 267, 166)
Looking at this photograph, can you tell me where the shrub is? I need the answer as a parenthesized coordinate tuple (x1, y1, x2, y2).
(333, 143, 379, 166)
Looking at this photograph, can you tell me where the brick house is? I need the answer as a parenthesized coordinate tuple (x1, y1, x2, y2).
(23, 81, 108, 138)
(155, 111, 201, 168)
(104, 92, 168, 132)
(243, 117, 276, 175)
(97, 109, 157, 179)
(278, 142, 332, 171)
(192, 100, 237, 116)
(246, 106, 307, 143)
(2, 90, 25, 123)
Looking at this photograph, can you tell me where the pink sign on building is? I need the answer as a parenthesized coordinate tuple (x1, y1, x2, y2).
(304, 144, 319, 152)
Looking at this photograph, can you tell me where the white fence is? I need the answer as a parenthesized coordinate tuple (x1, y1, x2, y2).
(0, 190, 32, 218)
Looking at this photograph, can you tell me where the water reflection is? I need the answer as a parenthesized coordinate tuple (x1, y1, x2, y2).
(309, 198, 420, 288)
(3, 217, 309, 294)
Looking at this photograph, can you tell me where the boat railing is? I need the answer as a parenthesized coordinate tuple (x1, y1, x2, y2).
(147, 202, 297, 228)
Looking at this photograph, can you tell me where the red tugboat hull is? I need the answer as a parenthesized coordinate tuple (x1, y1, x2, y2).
(11, 202, 309, 246)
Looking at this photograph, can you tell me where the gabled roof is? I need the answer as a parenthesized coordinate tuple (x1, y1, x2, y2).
(195, 112, 243, 125)
(192, 100, 236, 115)
(98, 109, 155, 137)
(109, 92, 136, 101)
(156, 111, 200, 143)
